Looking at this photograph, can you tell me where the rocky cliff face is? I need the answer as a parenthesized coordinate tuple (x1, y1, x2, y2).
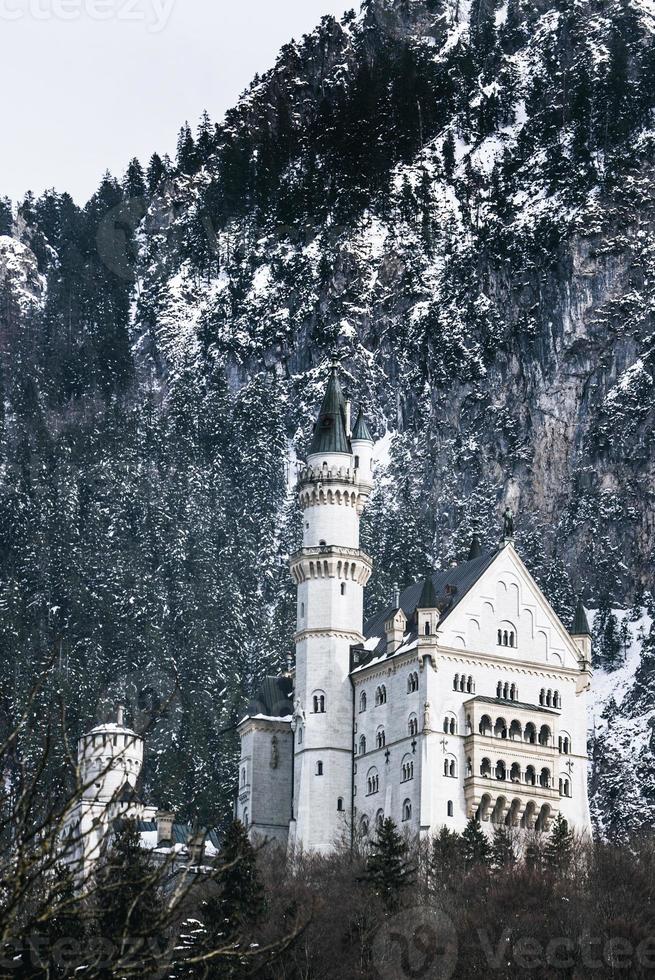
(1, 0, 654, 830)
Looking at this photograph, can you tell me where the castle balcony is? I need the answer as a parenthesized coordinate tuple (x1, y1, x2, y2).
(297, 465, 373, 505)
(290, 545, 373, 586)
(464, 775, 559, 831)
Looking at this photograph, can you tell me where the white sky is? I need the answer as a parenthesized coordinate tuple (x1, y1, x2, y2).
(0, 0, 354, 205)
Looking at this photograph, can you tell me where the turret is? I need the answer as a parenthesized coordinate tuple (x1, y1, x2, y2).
(571, 597, 592, 668)
(351, 404, 374, 489)
(416, 576, 440, 639)
(78, 705, 143, 804)
(384, 586, 407, 655)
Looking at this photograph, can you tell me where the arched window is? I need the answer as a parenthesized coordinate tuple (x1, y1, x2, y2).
(495, 760, 507, 781)
(480, 757, 491, 777)
(443, 755, 457, 777)
(313, 691, 326, 713)
(443, 714, 457, 735)
(539, 689, 545, 706)
(408, 714, 418, 737)
(510, 683, 516, 701)
(494, 717, 508, 739)
(316, 761, 323, 776)
(546, 689, 552, 707)
(466, 675, 474, 693)
(337, 797, 344, 811)
(241, 768, 246, 787)
(359, 691, 367, 713)
(509, 720, 522, 740)
(559, 777, 571, 798)
(540, 767, 551, 789)
(376, 727, 386, 749)
(524, 722, 537, 744)
(407, 672, 419, 693)
(376, 809, 385, 830)
(359, 735, 366, 755)
(466, 757, 473, 777)
(479, 714, 492, 736)
(453, 674, 459, 691)
(525, 765, 536, 786)
(425, 621, 431, 635)
(402, 799, 412, 822)
(509, 632, 515, 648)
(360, 815, 369, 837)
(447, 801, 454, 817)
(503, 630, 509, 646)
(341, 582, 346, 596)
(510, 762, 521, 782)
(402, 756, 414, 782)
(496, 681, 502, 698)
(539, 725, 551, 747)
(298, 727, 303, 745)
(367, 768, 379, 795)
(375, 685, 387, 706)
(503, 683, 509, 700)
(459, 676, 465, 692)
(300, 602, 305, 618)
(497, 629, 502, 645)
(559, 732, 571, 754)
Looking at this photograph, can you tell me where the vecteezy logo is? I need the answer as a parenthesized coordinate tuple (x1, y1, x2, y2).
(372, 906, 458, 980)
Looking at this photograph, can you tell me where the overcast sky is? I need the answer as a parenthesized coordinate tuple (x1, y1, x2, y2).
(0, 0, 354, 205)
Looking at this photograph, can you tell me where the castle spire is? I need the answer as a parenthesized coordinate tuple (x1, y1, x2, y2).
(572, 597, 591, 637)
(351, 404, 373, 443)
(309, 363, 351, 456)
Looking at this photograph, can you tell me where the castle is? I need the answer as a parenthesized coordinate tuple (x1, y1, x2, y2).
(236, 365, 593, 851)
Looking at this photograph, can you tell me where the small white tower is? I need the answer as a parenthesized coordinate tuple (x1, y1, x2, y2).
(289, 364, 375, 852)
(62, 706, 145, 881)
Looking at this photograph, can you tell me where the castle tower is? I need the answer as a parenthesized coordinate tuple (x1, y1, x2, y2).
(289, 365, 374, 852)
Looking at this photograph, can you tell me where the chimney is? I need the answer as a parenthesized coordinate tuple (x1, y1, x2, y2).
(385, 599, 407, 656)
(392, 583, 400, 608)
(345, 399, 352, 438)
(156, 810, 175, 845)
(116, 703, 125, 727)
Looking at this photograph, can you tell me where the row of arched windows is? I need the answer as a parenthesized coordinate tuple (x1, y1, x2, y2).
(313, 692, 326, 713)
(402, 760, 414, 781)
(496, 681, 519, 701)
(453, 674, 475, 693)
(479, 714, 553, 746)
(497, 628, 516, 648)
(367, 772, 380, 795)
(478, 756, 553, 789)
(443, 757, 457, 777)
(539, 688, 562, 708)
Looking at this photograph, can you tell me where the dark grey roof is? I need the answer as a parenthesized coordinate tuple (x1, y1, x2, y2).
(472, 695, 560, 715)
(572, 598, 591, 636)
(364, 548, 498, 650)
(352, 405, 373, 442)
(247, 675, 293, 718)
(135, 820, 221, 850)
(118, 781, 142, 805)
(309, 366, 351, 456)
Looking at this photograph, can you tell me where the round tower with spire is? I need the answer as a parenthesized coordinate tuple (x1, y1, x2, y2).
(289, 363, 374, 852)
(78, 704, 143, 803)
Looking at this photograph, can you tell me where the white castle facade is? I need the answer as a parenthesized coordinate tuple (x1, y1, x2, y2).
(236, 365, 593, 851)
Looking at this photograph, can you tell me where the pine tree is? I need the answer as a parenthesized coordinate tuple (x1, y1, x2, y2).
(92, 820, 165, 973)
(0, 196, 12, 236)
(460, 818, 491, 871)
(364, 817, 415, 911)
(429, 826, 462, 890)
(196, 110, 216, 164)
(490, 824, 515, 870)
(123, 157, 146, 200)
(146, 152, 166, 193)
(544, 813, 574, 875)
(187, 821, 265, 978)
(177, 122, 197, 174)
(442, 130, 456, 178)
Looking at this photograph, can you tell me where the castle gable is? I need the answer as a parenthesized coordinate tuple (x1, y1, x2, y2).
(440, 545, 582, 671)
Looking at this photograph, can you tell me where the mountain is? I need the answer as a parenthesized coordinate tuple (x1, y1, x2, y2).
(0, 0, 653, 833)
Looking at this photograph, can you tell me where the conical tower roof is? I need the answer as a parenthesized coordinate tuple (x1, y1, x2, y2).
(352, 405, 373, 442)
(417, 576, 438, 609)
(309, 364, 351, 456)
(572, 597, 591, 637)
(468, 534, 482, 560)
